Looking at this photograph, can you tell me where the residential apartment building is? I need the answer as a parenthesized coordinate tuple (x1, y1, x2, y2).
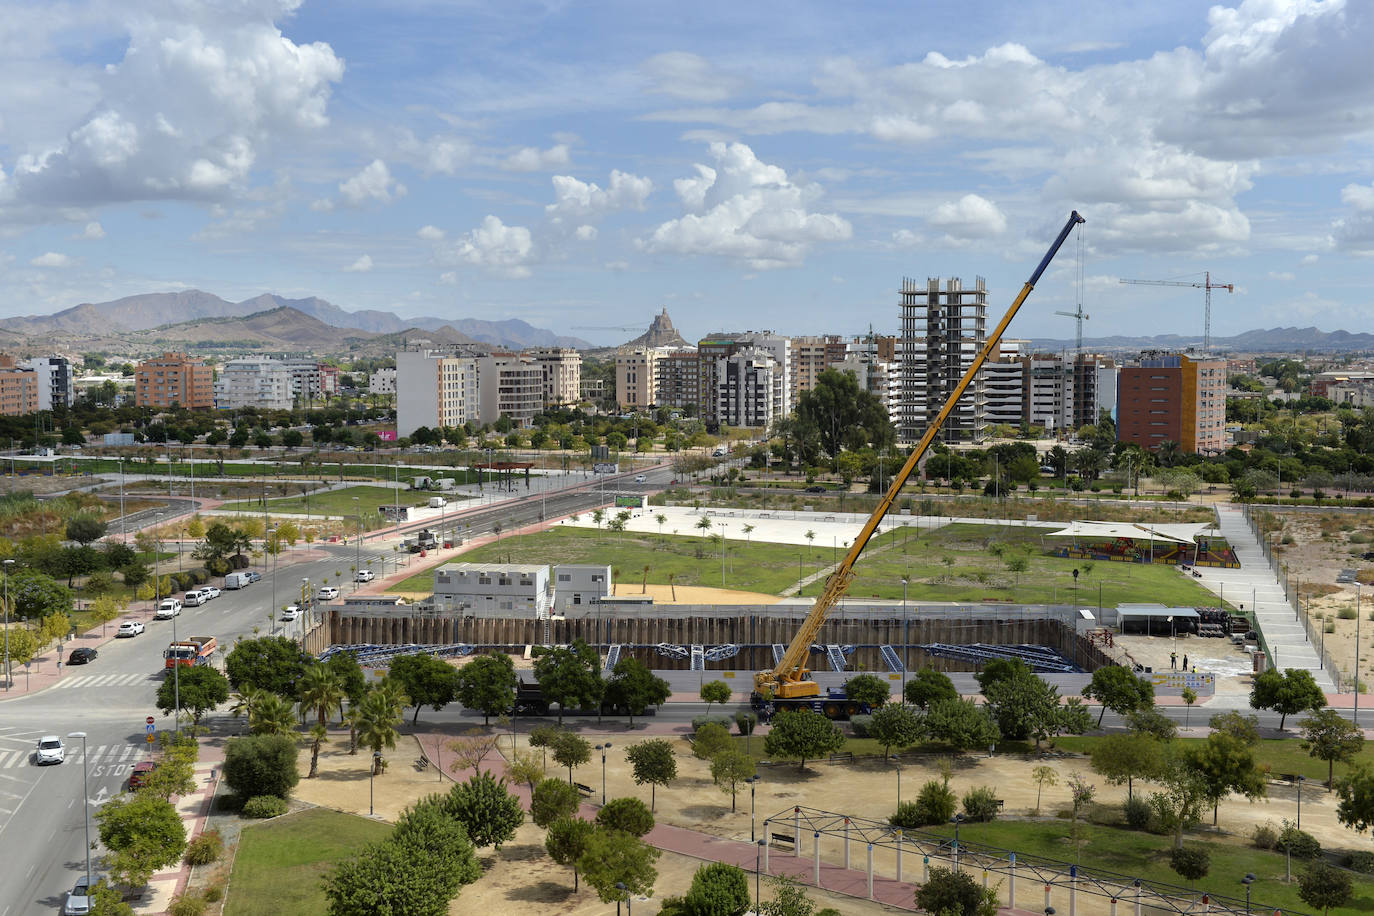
(134, 353, 213, 410)
(1330, 379, 1374, 408)
(475, 354, 544, 426)
(655, 348, 700, 413)
(716, 347, 779, 428)
(368, 367, 397, 396)
(215, 357, 293, 410)
(26, 357, 73, 411)
(432, 562, 550, 618)
(395, 349, 478, 436)
(1023, 354, 1071, 433)
(528, 348, 582, 407)
(898, 276, 987, 444)
(1075, 356, 1118, 428)
(615, 348, 658, 410)
(282, 360, 338, 404)
(1117, 354, 1226, 454)
(834, 350, 901, 422)
(0, 356, 38, 416)
(790, 335, 848, 402)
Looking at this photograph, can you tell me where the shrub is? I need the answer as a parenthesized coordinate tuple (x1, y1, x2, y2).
(962, 786, 1000, 823)
(692, 722, 733, 759)
(1123, 795, 1152, 830)
(596, 797, 655, 837)
(183, 829, 223, 866)
(169, 895, 206, 916)
(1277, 824, 1321, 859)
(1339, 607, 1358, 620)
(1346, 850, 1374, 873)
(1252, 823, 1278, 850)
(223, 734, 299, 800)
(734, 711, 757, 736)
(691, 714, 732, 733)
(1170, 845, 1210, 884)
(890, 780, 957, 828)
(242, 795, 289, 819)
(849, 714, 873, 738)
(203, 887, 224, 903)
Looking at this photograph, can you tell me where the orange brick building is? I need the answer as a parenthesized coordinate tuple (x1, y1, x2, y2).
(135, 353, 213, 409)
(0, 355, 38, 416)
(1117, 354, 1226, 454)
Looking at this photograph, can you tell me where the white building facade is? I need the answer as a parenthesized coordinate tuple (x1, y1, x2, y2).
(432, 562, 550, 618)
(396, 350, 479, 436)
(214, 357, 294, 410)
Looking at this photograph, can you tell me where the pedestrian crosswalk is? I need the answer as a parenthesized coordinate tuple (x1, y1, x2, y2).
(51, 672, 154, 691)
(0, 742, 151, 769)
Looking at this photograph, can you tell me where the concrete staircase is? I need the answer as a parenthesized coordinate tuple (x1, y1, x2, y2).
(1200, 507, 1336, 691)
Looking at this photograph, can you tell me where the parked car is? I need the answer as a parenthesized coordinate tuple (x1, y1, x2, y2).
(246, 571, 262, 583)
(202, 586, 221, 600)
(634, 474, 647, 483)
(317, 586, 339, 600)
(128, 760, 156, 790)
(354, 569, 375, 582)
(280, 606, 301, 622)
(155, 599, 182, 619)
(63, 875, 93, 915)
(67, 647, 98, 665)
(182, 589, 207, 607)
(805, 485, 826, 493)
(36, 735, 64, 765)
(116, 620, 145, 638)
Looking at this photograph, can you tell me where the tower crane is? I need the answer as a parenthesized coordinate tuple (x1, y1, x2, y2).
(1118, 272, 1233, 351)
(1054, 306, 1088, 353)
(753, 210, 1086, 711)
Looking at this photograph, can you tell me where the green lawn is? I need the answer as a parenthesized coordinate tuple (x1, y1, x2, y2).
(221, 485, 468, 519)
(225, 807, 391, 916)
(1055, 735, 1374, 786)
(919, 817, 1374, 914)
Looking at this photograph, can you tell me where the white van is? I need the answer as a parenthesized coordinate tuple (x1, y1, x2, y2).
(182, 589, 207, 607)
(224, 572, 252, 589)
(428, 496, 447, 508)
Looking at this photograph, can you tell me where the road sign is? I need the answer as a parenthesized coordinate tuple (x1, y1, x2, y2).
(146, 723, 155, 734)
(145, 734, 155, 744)
(146, 716, 155, 725)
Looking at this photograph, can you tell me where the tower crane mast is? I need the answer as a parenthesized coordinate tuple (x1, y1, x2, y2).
(1118, 272, 1233, 351)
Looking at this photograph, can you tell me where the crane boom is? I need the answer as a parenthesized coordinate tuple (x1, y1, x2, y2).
(757, 210, 1086, 700)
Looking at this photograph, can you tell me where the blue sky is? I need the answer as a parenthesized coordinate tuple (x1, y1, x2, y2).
(1, 0, 1372, 346)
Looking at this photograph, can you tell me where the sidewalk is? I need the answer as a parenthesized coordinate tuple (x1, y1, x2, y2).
(136, 747, 224, 914)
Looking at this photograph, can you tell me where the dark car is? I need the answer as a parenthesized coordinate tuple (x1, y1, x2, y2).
(67, 647, 98, 665)
(128, 760, 156, 790)
(805, 485, 827, 493)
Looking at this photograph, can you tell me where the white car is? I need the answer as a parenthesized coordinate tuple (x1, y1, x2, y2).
(182, 590, 207, 607)
(155, 599, 182, 619)
(36, 735, 64, 765)
(634, 474, 647, 483)
(317, 586, 339, 600)
(116, 620, 145, 638)
(280, 606, 301, 622)
(202, 586, 221, 600)
(64, 875, 92, 915)
(355, 569, 375, 582)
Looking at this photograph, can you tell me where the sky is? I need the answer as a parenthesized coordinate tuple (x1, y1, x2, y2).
(1, 0, 1372, 347)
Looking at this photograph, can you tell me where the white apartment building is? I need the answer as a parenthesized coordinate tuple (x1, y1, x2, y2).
(552, 564, 611, 613)
(527, 348, 582, 406)
(476, 354, 544, 426)
(26, 357, 73, 411)
(737, 332, 791, 419)
(1023, 354, 1072, 433)
(616, 348, 659, 410)
(716, 347, 778, 428)
(396, 350, 478, 436)
(283, 360, 338, 403)
(214, 357, 294, 410)
(834, 351, 901, 423)
(368, 367, 397, 396)
(432, 562, 550, 618)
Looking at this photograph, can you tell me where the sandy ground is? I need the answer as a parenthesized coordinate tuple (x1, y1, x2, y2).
(287, 720, 1367, 915)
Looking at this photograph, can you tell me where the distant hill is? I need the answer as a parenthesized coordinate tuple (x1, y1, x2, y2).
(0, 289, 591, 351)
(1029, 326, 1374, 354)
(138, 306, 375, 351)
(620, 308, 688, 351)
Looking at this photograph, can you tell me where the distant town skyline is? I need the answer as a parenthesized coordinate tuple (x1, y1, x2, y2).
(1, 1, 1371, 345)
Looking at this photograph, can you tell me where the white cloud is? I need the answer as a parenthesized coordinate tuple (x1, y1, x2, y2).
(1302, 254, 1319, 265)
(338, 160, 406, 207)
(501, 144, 571, 172)
(929, 194, 1007, 240)
(643, 142, 851, 269)
(574, 225, 597, 241)
(439, 271, 457, 285)
(417, 225, 446, 241)
(75, 221, 104, 240)
(448, 215, 535, 278)
(1, 4, 343, 216)
(641, 52, 742, 102)
(546, 170, 653, 222)
(1268, 270, 1295, 281)
(604, 260, 629, 271)
(891, 229, 922, 248)
(30, 251, 72, 268)
(343, 254, 373, 273)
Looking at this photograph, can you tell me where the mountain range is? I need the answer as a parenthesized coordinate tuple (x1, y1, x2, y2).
(0, 290, 592, 351)
(1030, 326, 1374, 354)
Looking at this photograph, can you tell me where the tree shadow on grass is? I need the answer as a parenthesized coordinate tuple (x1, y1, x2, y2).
(505, 880, 577, 904)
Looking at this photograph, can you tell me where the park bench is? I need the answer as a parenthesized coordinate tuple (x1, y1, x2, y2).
(574, 782, 595, 798)
(770, 832, 795, 850)
(828, 752, 854, 764)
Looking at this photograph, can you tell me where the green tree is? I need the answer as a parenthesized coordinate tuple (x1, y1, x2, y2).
(1031, 766, 1058, 814)
(1337, 764, 1374, 833)
(440, 771, 524, 850)
(980, 663, 1075, 745)
(867, 703, 920, 759)
(531, 777, 581, 828)
(596, 796, 655, 836)
(455, 653, 517, 725)
(533, 639, 604, 725)
(757, 875, 831, 916)
(89, 593, 122, 636)
(700, 680, 731, 711)
(625, 738, 678, 811)
(389, 652, 461, 723)
(692, 721, 733, 760)
(298, 665, 347, 728)
(794, 368, 894, 459)
(356, 690, 402, 774)
(1249, 667, 1326, 730)
(248, 693, 297, 737)
(551, 731, 592, 785)
(763, 709, 845, 771)
(843, 673, 890, 708)
(1169, 844, 1210, 886)
(922, 698, 1000, 751)
(66, 514, 108, 545)
(604, 656, 671, 725)
(1300, 708, 1365, 787)
(545, 816, 596, 892)
(681, 863, 751, 916)
(7, 569, 73, 620)
(1297, 862, 1354, 916)
(1083, 665, 1155, 727)
(1127, 706, 1179, 742)
(95, 791, 188, 888)
(155, 665, 229, 726)
(711, 750, 757, 812)
(223, 734, 300, 800)
(914, 866, 998, 916)
(224, 635, 311, 697)
(578, 826, 660, 905)
(1090, 733, 1165, 802)
(1185, 732, 1268, 826)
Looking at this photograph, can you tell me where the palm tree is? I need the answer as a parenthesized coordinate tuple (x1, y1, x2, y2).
(229, 688, 270, 724)
(667, 572, 677, 601)
(342, 705, 362, 755)
(249, 694, 298, 737)
(641, 564, 650, 593)
(298, 665, 346, 728)
(305, 721, 329, 778)
(356, 692, 400, 775)
(695, 516, 712, 539)
(742, 523, 755, 545)
(655, 513, 667, 539)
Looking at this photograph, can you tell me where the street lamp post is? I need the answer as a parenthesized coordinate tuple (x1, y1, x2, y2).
(755, 839, 765, 909)
(896, 763, 902, 807)
(616, 881, 631, 916)
(270, 525, 279, 629)
(370, 751, 383, 815)
(352, 497, 361, 592)
(1296, 775, 1306, 829)
(1358, 583, 1363, 726)
(118, 458, 126, 541)
(68, 731, 92, 888)
(302, 577, 311, 636)
(1241, 873, 1256, 915)
(3, 557, 13, 690)
(745, 774, 760, 841)
(596, 742, 612, 805)
(951, 813, 964, 872)
(901, 576, 909, 689)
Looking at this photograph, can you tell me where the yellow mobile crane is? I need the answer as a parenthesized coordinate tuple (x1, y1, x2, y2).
(754, 211, 1085, 714)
